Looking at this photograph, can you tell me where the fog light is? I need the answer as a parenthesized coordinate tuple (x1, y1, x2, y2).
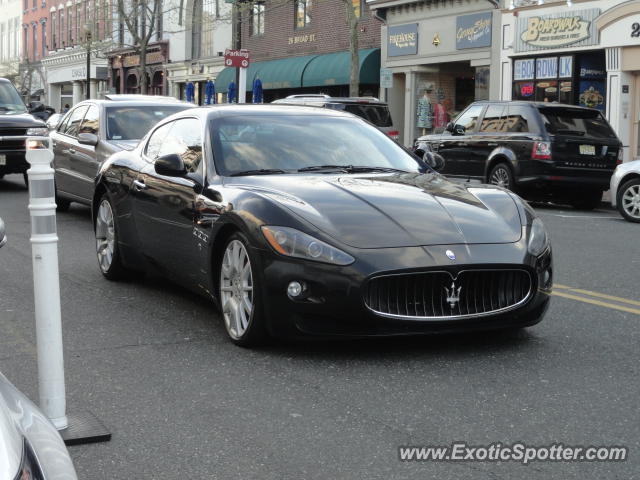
(287, 281, 304, 298)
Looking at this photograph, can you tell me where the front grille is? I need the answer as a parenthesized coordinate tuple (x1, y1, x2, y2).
(0, 128, 27, 151)
(364, 269, 532, 319)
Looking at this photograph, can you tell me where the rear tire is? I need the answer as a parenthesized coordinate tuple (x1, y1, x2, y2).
(218, 232, 268, 347)
(616, 178, 640, 222)
(488, 163, 515, 191)
(570, 190, 602, 211)
(95, 193, 128, 280)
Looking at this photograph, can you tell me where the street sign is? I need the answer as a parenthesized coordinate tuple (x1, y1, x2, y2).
(224, 49, 250, 68)
(380, 68, 393, 88)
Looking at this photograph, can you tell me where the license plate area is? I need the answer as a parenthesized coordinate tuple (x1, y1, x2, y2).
(0, 155, 6, 166)
(579, 145, 596, 155)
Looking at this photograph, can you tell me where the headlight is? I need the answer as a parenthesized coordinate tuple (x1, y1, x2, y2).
(527, 217, 549, 256)
(16, 438, 44, 480)
(261, 226, 354, 265)
(26, 127, 49, 136)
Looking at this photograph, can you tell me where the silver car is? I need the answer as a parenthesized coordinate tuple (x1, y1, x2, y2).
(51, 98, 192, 211)
(610, 159, 640, 222)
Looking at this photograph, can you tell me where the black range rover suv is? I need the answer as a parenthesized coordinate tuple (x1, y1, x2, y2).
(414, 101, 623, 209)
(0, 78, 48, 184)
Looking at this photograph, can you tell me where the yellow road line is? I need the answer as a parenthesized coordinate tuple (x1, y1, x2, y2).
(553, 284, 640, 307)
(552, 291, 640, 315)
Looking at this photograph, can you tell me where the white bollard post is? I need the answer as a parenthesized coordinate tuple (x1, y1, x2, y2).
(25, 137, 68, 431)
(238, 66, 247, 104)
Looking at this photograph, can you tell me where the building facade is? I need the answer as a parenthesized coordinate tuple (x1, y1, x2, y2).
(369, 0, 502, 147)
(500, 0, 640, 162)
(0, 0, 23, 82)
(165, 0, 233, 104)
(212, 0, 382, 102)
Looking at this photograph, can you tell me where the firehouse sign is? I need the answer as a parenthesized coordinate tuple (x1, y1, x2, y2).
(224, 49, 250, 68)
(515, 8, 600, 52)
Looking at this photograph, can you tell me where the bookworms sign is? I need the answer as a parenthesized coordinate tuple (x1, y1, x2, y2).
(515, 8, 600, 52)
(388, 24, 418, 56)
(456, 12, 492, 49)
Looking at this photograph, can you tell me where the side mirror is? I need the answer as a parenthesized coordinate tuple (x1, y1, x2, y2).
(155, 153, 186, 177)
(0, 217, 6, 248)
(424, 152, 445, 172)
(445, 122, 454, 133)
(28, 102, 45, 113)
(78, 132, 99, 146)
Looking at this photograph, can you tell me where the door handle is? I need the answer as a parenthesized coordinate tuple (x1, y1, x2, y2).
(68, 148, 76, 154)
(133, 179, 147, 191)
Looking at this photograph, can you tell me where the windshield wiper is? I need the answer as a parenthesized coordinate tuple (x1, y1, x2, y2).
(297, 165, 408, 174)
(230, 168, 288, 177)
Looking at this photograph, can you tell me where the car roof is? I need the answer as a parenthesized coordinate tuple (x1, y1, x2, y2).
(202, 104, 359, 119)
(73, 99, 193, 108)
(273, 95, 388, 105)
(471, 100, 601, 112)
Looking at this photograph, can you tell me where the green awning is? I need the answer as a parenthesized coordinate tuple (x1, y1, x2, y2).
(302, 48, 380, 87)
(213, 48, 381, 93)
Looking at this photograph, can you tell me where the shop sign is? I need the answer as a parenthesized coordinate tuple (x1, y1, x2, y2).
(559, 56, 572, 78)
(515, 8, 600, 52)
(71, 67, 86, 79)
(224, 49, 250, 68)
(536, 57, 558, 79)
(520, 83, 534, 97)
(514, 58, 535, 80)
(456, 12, 492, 50)
(388, 23, 418, 56)
(380, 68, 393, 88)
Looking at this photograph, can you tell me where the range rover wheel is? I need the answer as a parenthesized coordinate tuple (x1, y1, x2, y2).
(218, 232, 267, 346)
(617, 178, 640, 223)
(570, 190, 602, 211)
(489, 163, 515, 191)
(95, 194, 127, 280)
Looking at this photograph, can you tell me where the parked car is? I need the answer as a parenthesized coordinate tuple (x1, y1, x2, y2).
(414, 101, 623, 210)
(51, 97, 192, 210)
(0, 223, 78, 479)
(0, 78, 49, 185)
(272, 94, 399, 141)
(610, 159, 640, 223)
(92, 104, 552, 346)
(46, 113, 64, 131)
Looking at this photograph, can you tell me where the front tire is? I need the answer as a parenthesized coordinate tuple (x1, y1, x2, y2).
(617, 178, 640, 222)
(489, 163, 515, 191)
(95, 194, 127, 280)
(218, 232, 267, 346)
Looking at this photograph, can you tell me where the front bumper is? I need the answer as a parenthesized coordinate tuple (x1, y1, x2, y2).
(257, 242, 552, 339)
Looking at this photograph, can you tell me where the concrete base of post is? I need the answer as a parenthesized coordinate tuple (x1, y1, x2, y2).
(59, 411, 112, 446)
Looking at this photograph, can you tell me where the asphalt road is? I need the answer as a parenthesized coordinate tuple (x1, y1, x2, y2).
(1, 173, 639, 479)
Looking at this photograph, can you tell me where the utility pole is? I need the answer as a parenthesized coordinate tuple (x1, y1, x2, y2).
(233, 1, 242, 103)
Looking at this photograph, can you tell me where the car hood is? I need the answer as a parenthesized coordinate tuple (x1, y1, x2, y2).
(227, 172, 523, 248)
(104, 139, 139, 151)
(0, 112, 45, 128)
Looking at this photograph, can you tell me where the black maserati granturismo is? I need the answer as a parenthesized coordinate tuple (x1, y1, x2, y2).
(92, 105, 553, 345)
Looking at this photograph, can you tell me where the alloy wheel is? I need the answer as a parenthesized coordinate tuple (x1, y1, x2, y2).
(220, 240, 254, 339)
(95, 199, 116, 273)
(490, 167, 511, 189)
(621, 184, 640, 220)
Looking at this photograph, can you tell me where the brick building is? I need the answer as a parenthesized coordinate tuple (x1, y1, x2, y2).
(20, 0, 49, 101)
(214, 0, 383, 102)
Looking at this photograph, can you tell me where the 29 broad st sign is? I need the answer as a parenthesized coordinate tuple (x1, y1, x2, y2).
(515, 8, 601, 52)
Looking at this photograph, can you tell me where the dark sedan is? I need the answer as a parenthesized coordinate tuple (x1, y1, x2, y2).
(51, 98, 192, 210)
(92, 105, 553, 346)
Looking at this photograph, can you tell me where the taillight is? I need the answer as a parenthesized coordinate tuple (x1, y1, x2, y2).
(617, 148, 624, 165)
(388, 130, 400, 141)
(532, 142, 552, 160)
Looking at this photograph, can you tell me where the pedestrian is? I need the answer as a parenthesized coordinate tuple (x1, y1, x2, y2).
(62, 104, 70, 113)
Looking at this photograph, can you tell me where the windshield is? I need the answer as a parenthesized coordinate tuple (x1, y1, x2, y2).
(210, 115, 422, 176)
(326, 103, 393, 127)
(105, 105, 190, 140)
(0, 82, 27, 114)
(540, 108, 617, 139)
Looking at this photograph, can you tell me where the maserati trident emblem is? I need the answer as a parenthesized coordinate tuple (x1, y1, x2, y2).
(446, 249, 456, 260)
(444, 282, 462, 309)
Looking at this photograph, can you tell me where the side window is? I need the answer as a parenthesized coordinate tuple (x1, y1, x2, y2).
(505, 106, 536, 133)
(161, 118, 203, 175)
(62, 106, 88, 138)
(454, 105, 483, 133)
(56, 111, 72, 133)
(78, 105, 99, 135)
(145, 122, 173, 160)
(479, 105, 506, 133)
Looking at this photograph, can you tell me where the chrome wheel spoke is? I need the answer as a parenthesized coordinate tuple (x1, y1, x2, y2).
(95, 200, 116, 273)
(220, 239, 254, 340)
